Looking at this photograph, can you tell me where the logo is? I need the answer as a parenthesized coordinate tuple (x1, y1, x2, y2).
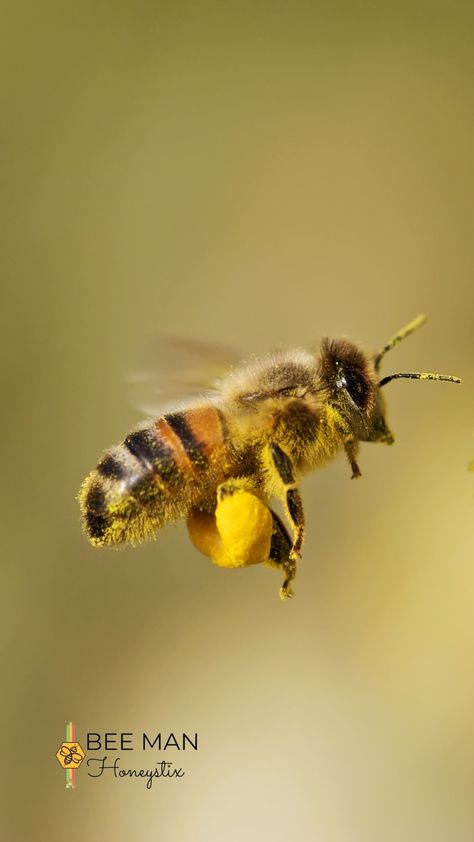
(56, 722, 85, 789)
(55, 726, 197, 790)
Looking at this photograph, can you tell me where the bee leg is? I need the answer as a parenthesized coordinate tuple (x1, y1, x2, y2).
(215, 481, 297, 599)
(187, 478, 273, 569)
(266, 509, 295, 600)
(344, 439, 362, 479)
(188, 483, 296, 599)
(269, 444, 305, 561)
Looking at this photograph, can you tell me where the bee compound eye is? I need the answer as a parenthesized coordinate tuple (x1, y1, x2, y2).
(344, 371, 368, 408)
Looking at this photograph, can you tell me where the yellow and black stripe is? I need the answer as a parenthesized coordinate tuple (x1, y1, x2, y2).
(79, 406, 231, 547)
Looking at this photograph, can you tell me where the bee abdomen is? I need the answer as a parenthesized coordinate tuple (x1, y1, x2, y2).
(123, 428, 183, 487)
(79, 406, 229, 547)
(79, 427, 186, 547)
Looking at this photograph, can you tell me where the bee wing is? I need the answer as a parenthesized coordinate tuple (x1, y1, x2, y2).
(60, 746, 69, 756)
(127, 335, 242, 416)
(71, 752, 83, 763)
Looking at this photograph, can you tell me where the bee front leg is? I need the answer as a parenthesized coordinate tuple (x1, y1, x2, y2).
(344, 439, 362, 479)
(269, 444, 305, 561)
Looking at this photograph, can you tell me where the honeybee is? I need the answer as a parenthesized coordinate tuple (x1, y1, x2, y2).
(60, 745, 83, 765)
(79, 315, 461, 599)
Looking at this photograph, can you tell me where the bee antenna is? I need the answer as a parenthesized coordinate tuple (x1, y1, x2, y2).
(379, 371, 462, 387)
(374, 314, 427, 372)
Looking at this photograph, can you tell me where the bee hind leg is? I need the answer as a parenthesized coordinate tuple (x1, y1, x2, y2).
(188, 478, 273, 569)
(215, 480, 296, 598)
(266, 509, 295, 600)
(269, 444, 305, 561)
(187, 478, 296, 599)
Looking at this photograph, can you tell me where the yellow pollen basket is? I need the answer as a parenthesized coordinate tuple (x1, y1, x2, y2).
(187, 485, 273, 569)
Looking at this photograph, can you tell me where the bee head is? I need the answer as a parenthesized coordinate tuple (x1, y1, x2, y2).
(318, 338, 392, 442)
(319, 315, 461, 445)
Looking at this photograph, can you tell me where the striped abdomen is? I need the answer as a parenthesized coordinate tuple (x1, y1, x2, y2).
(79, 406, 231, 547)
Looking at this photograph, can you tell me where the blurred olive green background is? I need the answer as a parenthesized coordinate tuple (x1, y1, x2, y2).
(1, 2, 473, 840)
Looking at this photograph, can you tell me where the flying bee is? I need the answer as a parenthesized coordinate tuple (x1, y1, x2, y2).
(60, 745, 83, 765)
(79, 315, 461, 599)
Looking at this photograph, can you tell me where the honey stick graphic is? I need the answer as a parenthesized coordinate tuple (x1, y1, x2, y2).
(65, 722, 75, 789)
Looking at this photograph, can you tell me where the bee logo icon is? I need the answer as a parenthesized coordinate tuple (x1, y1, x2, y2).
(58, 744, 84, 767)
(56, 725, 85, 788)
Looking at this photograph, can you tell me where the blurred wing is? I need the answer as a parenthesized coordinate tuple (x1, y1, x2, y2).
(127, 335, 242, 416)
